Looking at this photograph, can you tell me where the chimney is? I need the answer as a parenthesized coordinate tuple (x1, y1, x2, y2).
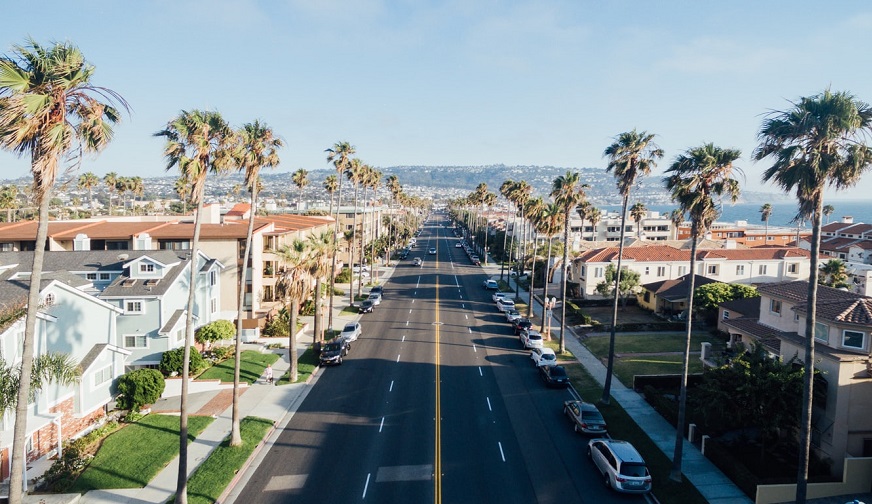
(842, 216, 854, 224)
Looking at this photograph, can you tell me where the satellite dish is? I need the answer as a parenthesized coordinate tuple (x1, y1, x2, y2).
(117, 253, 129, 261)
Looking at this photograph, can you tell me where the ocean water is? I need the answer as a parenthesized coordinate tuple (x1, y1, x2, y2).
(599, 200, 872, 228)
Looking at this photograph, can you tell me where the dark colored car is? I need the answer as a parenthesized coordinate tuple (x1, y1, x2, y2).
(320, 338, 350, 366)
(564, 400, 608, 435)
(540, 365, 570, 388)
(359, 300, 374, 313)
(513, 318, 533, 335)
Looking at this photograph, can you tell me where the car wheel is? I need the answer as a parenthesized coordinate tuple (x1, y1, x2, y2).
(338, 357, 343, 365)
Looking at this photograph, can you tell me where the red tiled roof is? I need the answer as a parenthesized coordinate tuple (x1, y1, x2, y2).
(837, 223, 872, 236)
(225, 203, 250, 217)
(575, 244, 811, 263)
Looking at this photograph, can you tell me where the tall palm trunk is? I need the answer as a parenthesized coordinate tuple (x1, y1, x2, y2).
(500, 217, 509, 280)
(288, 298, 300, 382)
(540, 237, 554, 334)
(796, 197, 823, 502)
(350, 181, 360, 305)
(559, 208, 571, 354)
(602, 194, 630, 403)
(329, 180, 343, 331)
(177, 197, 205, 504)
(357, 185, 368, 298)
(231, 188, 258, 446)
(313, 277, 323, 344)
(9, 189, 50, 499)
(527, 230, 538, 318)
(670, 219, 699, 482)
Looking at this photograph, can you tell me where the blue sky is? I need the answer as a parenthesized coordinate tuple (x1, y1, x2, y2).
(4, 0, 872, 200)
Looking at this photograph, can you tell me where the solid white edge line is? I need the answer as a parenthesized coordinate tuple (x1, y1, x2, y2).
(379, 417, 385, 432)
(486, 397, 492, 411)
(498, 442, 506, 462)
(363, 472, 371, 498)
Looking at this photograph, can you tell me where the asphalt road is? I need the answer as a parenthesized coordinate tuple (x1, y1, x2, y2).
(233, 213, 645, 503)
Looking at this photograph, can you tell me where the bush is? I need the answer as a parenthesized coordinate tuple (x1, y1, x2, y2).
(159, 347, 207, 376)
(300, 298, 315, 316)
(335, 268, 351, 283)
(195, 320, 235, 346)
(36, 421, 121, 492)
(210, 346, 235, 361)
(116, 369, 165, 412)
(262, 316, 288, 337)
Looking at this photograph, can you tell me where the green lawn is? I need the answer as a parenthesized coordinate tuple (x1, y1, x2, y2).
(197, 350, 280, 384)
(563, 365, 707, 504)
(181, 417, 273, 504)
(277, 347, 319, 384)
(71, 414, 214, 492)
(542, 339, 575, 362)
(583, 332, 724, 355)
(612, 354, 705, 387)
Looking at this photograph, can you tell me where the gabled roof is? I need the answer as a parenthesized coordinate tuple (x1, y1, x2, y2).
(794, 297, 872, 326)
(160, 309, 186, 334)
(641, 274, 718, 302)
(757, 280, 861, 305)
(720, 317, 783, 354)
(836, 223, 872, 236)
(822, 221, 854, 234)
(575, 244, 811, 264)
(719, 297, 762, 318)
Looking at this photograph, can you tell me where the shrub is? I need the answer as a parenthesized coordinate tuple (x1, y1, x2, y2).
(210, 346, 235, 361)
(262, 316, 288, 337)
(36, 421, 121, 492)
(116, 369, 165, 412)
(159, 347, 207, 376)
(335, 268, 351, 283)
(195, 320, 235, 346)
(300, 298, 315, 316)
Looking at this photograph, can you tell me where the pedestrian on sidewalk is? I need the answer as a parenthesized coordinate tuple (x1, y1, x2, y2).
(265, 364, 274, 384)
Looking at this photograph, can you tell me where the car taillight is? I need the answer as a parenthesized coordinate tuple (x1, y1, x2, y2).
(615, 476, 627, 483)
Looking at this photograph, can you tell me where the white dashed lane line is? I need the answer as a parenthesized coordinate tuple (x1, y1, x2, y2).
(389, 380, 394, 392)
(498, 442, 506, 462)
(486, 397, 492, 412)
(379, 417, 385, 432)
(478, 366, 483, 376)
(363, 473, 371, 498)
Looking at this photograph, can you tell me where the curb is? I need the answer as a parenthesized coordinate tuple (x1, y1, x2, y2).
(216, 422, 278, 504)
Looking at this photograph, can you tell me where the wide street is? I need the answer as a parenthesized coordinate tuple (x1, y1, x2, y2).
(233, 213, 645, 503)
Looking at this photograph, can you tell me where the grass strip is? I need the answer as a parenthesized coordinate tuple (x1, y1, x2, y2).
(583, 332, 721, 355)
(181, 417, 273, 504)
(198, 350, 280, 384)
(276, 347, 319, 385)
(564, 365, 707, 504)
(71, 414, 214, 492)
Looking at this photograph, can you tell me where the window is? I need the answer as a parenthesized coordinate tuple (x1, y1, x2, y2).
(210, 270, 217, 286)
(176, 329, 185, 343)
(124, 334, 148, 348)
(657, 266, 665, 276)
(678, 266, 687, 276)
(707, 265, 719, 275)
(594, 267, 604, 278)
(99, 273, 111, 281)
(93, 365, 112, 388)
(644, 267, 650, 275)
(723, 310, 730, 320)
(43, 293, 55, 306)
(139, 263, 155, 273)
(210, 298, 217, 314)
(788, 263, 799, 274)
(767, 236, 774, 241)
(770, 299, 782, 315)
(86, 273, 97, 280)
(643, 291, 650, 302)
(125, 300, 144, 314)
(843, 330, 865, 349)
(758, 265, 768, 275)
(0, 243, 12, 252)
(814, 322, 829, 343)
(736, 265, 745, 275)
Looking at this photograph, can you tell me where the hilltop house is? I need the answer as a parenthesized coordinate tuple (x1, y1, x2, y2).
(720, 281, 872, 477)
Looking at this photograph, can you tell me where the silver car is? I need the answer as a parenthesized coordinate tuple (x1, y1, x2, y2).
(587, 439, 651, 494)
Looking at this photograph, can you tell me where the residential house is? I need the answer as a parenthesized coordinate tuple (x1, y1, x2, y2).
(637, 274, 718, 316)
(720, 281, 872, 477)
(676, 220, 811, 247)
(0, 268, 127, 482)
(571, 244, 813, 299)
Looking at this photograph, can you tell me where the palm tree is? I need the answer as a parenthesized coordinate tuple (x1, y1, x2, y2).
(307, 230, 334, 344)
(586, 207, 602, 241)
(325, 141, 355, 332)
(823, 204, 835, 224)
(292, 168, 309, 209)
(499, 179, 515, 280)
(230, 120, 281, 447)
(630, 202, 648, 239)
(129, 176, 144, 212)
(0, 39, 127, 501)
(819, 258, 848, 288)
(601, 129, 663, 403)
(77, 172, 100, 212)
(536, 202, 563, 338)
(523, 197, 545, 317)
(755, 89, 872, 503)
(274, 239, 312, 384)
(385, 175, 402, 263)
(103, 171, 119, 215)
(154, 109, 234, 504)
(551, 172, 588, 353)
(760, 203, 773, 244)
(576, 200, 591, 243)
(669, 208, 685, 239)
(0, 185, 19, 222)
(174, 174, 192, 214)
(665, 143, 742, 482)
(346, 158, 365, 303)
(510, 180, 532, 298)
(368, 169, 382, 283)
(482, 191, 498, 265)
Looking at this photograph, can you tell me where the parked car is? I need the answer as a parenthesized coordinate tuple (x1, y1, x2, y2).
(370, 285, 384, 298)
(455, 242, 463, 248)
(352, 264, 369, 273)
(564, 400, 607, 435)
(319, 337, 350, 366)
(367, 292, 382, 305)
(504, 309, 521, 323)
(470, 256, 481, 265)
(520, 329, 543, 349)
(428, 247, 437, 255)
(530, 347, 557, 367)
(493, 292, 509, 303)
(539, 365, 569, 388)
(513, 318, 533, 335)
(340, 322, 361, 342)
(496, 298, 516, 312)
(587, 439, 652, 494)
(359, 300, 374, 313)
(414, 257, 423, 266)
(483, 279, 499, 290)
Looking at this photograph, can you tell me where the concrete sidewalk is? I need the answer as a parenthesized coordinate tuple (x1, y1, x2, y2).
(480, 257, 752, 504)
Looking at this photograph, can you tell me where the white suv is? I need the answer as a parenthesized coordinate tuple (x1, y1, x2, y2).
(520, 329, 543, 349)
(530, 347, 557, 367)
(587, 439, 652, 494)
(496, 298, 515, 312)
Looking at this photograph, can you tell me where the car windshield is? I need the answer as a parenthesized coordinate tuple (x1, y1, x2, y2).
(324, 343, 339, 352)
(550, 367, 567, 377)
(620, 463, 648, 478)
(542, 354, 556, 361)
(582, 409, 604, 422)
(343, 325, 355, 332)
(528, 334, 542, 340)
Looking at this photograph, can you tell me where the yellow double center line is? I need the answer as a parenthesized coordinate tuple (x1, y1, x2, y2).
(434, 274, 442, 503)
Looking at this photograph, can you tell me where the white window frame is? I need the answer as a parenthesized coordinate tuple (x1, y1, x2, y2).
(86, 273, 97, 280)
(124, 334, 148, 349)
(736, 265, 745, 275)
(125, 300, 144, 314)
(657, 266, 665, 277)
(722, 310, 730, 321)
(210, 270, 217, 286)
(707, 264, 719, 275)
(814, 321, 829, 343)
(788, 263, 799, 274)
(843, 329, 865, 350)
(594, 267, 603, 278)
(758, 264, 768, 275)
(210, 297, 218, 314)
(99, 273, 111, 281)
(92, 365, 112, 389)
(139, 263, 155, 273)
(678, 266, 687, 276)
